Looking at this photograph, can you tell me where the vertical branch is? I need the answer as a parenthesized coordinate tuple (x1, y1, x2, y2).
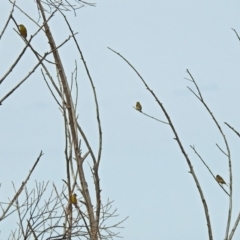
(59, 11, 102, 231)
(224, 122, 240, 240)
(58, 75, 74, 235)
(186, 69, 232, 240)
(36, 1, 97, 238)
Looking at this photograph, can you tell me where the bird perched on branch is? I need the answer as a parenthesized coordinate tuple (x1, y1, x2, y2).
(70, 193, 78, 206)
(216, 175, 228, 186)
(136, 102, 142, 112)
(18, 24, 27, 39)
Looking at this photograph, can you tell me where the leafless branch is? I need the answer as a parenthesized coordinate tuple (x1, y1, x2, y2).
(186, 69, 232, 239)
(225, 122, 240, 138)
(0, 151, 43, 221)
(133, 106, 169, 124)
(108, 47, 213, 240)
(0, 1, 15, 40)
(190, 145, 229, 196)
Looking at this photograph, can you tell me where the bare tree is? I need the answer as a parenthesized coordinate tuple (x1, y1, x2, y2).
(0, 1, 126, 239)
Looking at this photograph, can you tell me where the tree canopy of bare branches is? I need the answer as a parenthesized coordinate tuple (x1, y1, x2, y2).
(0, 1, 125, 239)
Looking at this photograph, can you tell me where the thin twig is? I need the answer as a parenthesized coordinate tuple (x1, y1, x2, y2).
(232, 28, 240, 42)
(0, 1, 15, 40)
(216, 143, 228, 157)
(0, 34, 73, 105)
(190, 145, 229, 196)
(225, 122, 240, 138)
(133, 106, 169, 124)
(0, 151, 43, 221)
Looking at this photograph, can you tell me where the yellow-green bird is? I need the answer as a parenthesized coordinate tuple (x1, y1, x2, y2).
(216, 175, 228, 186)
(136, 102, 142, 112)
(18, 24, 27, 39)
(70, 193, 77, 206)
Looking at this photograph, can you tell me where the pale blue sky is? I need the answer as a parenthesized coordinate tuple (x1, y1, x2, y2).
(1, 1, 240, 239)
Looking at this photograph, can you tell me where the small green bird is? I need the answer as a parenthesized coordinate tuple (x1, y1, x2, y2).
(70, 193, 78, 206)
(216, 175, 228, 186)
(136, 102, 142, 112)
(18, 24, 27, 39)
